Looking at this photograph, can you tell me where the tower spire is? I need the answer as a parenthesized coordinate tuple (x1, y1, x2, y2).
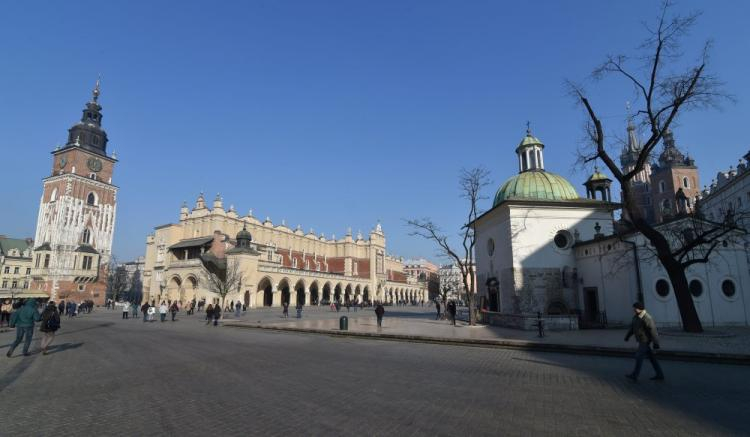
(92, 75, 101, 103)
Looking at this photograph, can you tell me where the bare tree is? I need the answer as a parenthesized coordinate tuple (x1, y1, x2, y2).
(570, 1, 733, 332)
(201, 259, 243, 317)
(105, 257, 128, 303)
(408, 167, 490, 326)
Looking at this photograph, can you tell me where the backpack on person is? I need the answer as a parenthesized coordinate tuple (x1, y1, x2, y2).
(46, 313, 61, 331)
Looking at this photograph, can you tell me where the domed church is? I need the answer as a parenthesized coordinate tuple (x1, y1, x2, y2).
(473, 127, 750, 330)
(472, 128, 617, 329)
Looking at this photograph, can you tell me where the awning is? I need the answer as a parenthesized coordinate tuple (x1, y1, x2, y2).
(169, 237, 214, 250)
(0, 289, 50, 299)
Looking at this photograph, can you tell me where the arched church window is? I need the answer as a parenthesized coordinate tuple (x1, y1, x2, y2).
(682, 177, 689, 188)
(661, 199, 670, 211)
(659, 181, 666, 193)
(89, 173, 97, 180)
(82, 228, 91, 244)
(87, 192, 96, 206)
(50, 187, 57, 202)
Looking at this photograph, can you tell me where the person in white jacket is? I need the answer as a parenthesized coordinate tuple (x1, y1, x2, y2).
(159, 302, 168, 322)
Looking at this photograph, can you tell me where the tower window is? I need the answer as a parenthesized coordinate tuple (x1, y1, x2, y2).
(50, 187, 58, 202)
(683, 177, 689, 188)
(89, 173, 97, 180)
(82, 228, 91, 244)
(87, 192, 96, 205)
(659, 181, 666, 193)
(44, 254, 50, 268)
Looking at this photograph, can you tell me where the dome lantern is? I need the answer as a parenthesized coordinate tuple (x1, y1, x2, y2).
(515, 123, 545, 172)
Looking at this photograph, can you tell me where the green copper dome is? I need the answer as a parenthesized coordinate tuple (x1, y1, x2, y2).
(494, 170, 580, 206)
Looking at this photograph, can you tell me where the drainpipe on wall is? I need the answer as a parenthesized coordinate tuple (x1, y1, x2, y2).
(620, 237, 644, 304)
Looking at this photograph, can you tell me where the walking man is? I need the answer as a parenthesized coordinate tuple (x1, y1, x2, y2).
(6, 299, 41, 357)
(170, 301, 179, 321)
(235, 301, 242, 318)
(212, 305, 221, 326)
(447, 301, 457, 326)
(625, 302, 664, 382)
(282, 301, 289, 318)
(159, 301, 168, 322)
(435, 300, 441, 320)
(39, 301, 61, 355)
(375, 303, 385, 328)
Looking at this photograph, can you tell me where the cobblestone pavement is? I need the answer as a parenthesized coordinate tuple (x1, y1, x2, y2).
(0, 310, 748, 436)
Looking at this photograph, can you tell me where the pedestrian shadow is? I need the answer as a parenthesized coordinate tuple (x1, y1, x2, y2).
(45, 342, 84, 355)
(56, 322, 114, 337)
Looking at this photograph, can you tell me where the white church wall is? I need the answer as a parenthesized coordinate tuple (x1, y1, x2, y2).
(575, 241, 639, 326)
(577, 233, 750, 327)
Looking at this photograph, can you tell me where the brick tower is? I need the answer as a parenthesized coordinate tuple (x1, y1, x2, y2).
(31, 80, 118, 304)
(650, 129, 699, 223)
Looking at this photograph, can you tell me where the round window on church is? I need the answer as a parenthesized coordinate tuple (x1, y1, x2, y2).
(722, 279, 736, 298)
(655, 279, 670, 297)
(553, 230, 572, 249)
(689, 280, 703, 298)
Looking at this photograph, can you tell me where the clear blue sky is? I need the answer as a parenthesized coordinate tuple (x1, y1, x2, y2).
(1, 0, 748, 262)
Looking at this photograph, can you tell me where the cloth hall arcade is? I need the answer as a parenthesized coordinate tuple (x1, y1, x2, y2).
(142, 194, 428, 307)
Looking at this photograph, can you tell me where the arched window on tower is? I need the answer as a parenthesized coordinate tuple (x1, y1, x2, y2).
(659, 181, 666, 193)
(50, 187, 57, 202)
(683, 177, 690, 188)
(86, 192, 96, 206)
(82, 228, 91, 244)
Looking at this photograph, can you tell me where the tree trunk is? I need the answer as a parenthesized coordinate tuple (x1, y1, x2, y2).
(661, 258, 703, 332)
(624, 187, 703, 333)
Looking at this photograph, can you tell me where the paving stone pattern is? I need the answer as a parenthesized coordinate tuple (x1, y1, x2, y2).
(0, 309, 748, 436)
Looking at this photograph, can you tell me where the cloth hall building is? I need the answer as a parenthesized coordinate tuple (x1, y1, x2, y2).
(142, 194, 428, 307)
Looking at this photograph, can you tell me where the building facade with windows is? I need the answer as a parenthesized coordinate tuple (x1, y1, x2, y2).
(29, 81, 118, 304)
(142, 194, 427, 307)
(0, 236, 34, 297)
(403, 258, 439, 300)
(473, 127, 750, 329)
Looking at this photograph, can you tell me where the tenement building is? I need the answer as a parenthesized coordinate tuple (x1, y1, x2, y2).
(0, 236, 34, 298)
(30, 80, 119, 304)
(473, 127, 750, 330)
(142, 194, 427, 307)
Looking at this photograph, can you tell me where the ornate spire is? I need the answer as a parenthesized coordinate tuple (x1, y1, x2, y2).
(92, 76, 101, 103)
(64, 79, 108, 156)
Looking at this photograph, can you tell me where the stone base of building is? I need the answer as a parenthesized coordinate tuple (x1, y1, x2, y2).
(482, 311, 579, 331)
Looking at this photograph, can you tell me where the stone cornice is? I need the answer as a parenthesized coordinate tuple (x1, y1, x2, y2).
(43, 173, 119, 191)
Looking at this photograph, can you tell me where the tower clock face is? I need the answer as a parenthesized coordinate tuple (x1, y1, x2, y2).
(87, 157, 103, 172)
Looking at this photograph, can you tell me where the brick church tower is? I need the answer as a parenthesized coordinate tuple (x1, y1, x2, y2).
(649, 129, 699, 223)
(30, 80, 118, 304)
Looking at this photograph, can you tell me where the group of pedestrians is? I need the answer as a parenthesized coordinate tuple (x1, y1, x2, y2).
(434, 300, 457, 325)
(5, 299, 61, 357)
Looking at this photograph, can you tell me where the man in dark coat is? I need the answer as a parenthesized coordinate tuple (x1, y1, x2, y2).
(212, 305, 221, 326)
(435, 300, 441, 320)
(625, 302, 665, 381)
(141, 302, 150, 323)
(375, 304, 385, 328)
(7, 299, 41, 357)
(447, 301, 457, 326)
